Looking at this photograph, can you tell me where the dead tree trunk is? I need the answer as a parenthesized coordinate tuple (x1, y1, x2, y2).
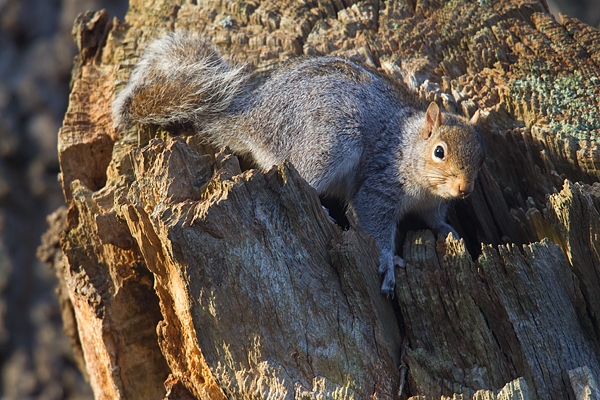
(42, 0, 600, 398)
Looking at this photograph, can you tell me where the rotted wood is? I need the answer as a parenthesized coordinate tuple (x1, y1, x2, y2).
(47, 0, 600, 399)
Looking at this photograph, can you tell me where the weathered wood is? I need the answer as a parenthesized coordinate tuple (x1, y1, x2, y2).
(398, 227, 600, 398)
(49, 0, 600, 399)
(63, 179, 171, 399)
(118, 138, 402, 397)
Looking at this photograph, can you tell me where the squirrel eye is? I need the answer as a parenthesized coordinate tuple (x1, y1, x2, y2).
(434, 145, 445, 160)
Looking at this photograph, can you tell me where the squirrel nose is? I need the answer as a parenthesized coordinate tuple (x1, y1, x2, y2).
(458, 181, 473, 197)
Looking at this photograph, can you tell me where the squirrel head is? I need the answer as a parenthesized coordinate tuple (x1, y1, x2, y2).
(418, 102, 484, 200)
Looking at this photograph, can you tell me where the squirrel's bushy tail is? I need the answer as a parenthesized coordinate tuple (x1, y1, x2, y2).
(112, 32, 249, 131)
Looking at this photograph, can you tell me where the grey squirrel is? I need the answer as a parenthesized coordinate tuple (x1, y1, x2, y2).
(113, 32, 484, 297)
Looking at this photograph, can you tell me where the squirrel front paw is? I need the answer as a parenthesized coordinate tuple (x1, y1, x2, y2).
(380, 271, 395, 298)
(435, 223, 460, 240)
(379, 255, 404, 298)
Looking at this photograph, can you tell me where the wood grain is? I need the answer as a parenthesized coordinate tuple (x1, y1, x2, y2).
(50, 0, 600, 399)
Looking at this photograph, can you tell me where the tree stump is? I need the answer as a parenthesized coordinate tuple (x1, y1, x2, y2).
(43, 0, 600, 399)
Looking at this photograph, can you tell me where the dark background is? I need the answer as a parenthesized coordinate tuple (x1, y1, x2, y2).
(0, 1, 126, 398)
(0, 0, 596, 398)
(548, 0, 600, 28)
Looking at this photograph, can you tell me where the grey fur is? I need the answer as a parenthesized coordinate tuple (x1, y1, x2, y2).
(112, 33, 249, 131)
(113, 32, 485, 296)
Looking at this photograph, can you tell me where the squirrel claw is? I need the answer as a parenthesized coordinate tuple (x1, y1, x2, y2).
(380, 271, 396, 298)
(381, 284, 395, 299)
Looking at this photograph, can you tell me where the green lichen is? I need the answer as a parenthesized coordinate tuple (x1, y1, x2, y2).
(509, 61, 600, 143)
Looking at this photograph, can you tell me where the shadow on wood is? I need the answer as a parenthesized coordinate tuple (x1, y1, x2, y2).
(40, 0, 600, 399)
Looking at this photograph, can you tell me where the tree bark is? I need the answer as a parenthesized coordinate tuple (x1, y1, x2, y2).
(45, 0, 600, 399)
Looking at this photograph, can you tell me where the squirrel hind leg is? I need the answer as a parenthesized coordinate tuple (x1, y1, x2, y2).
(302, 148, 361, 199)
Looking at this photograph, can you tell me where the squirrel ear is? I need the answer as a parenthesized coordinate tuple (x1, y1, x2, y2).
(423, 102, 443, 138)
(469, 109, 481, 127)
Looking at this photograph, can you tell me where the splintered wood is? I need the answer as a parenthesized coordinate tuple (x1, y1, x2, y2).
(50, 0, 600, 399)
